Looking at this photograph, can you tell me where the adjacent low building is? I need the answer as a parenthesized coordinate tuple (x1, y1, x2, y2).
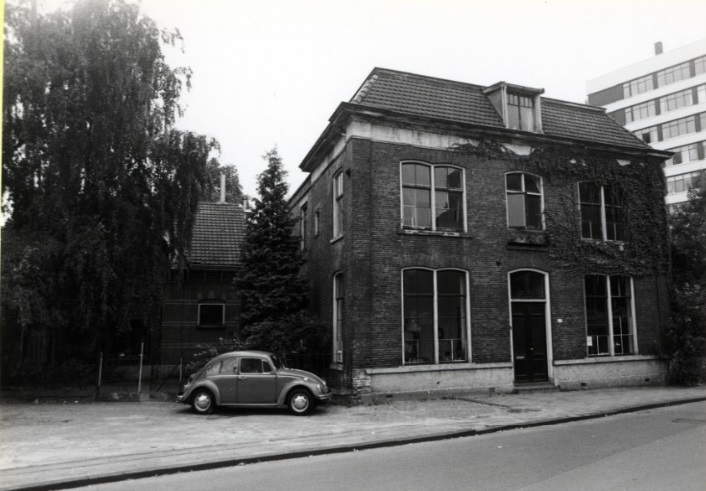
(290, 68, 672, 399)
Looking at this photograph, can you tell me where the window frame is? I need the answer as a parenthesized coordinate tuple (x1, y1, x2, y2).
(578, 182, 625, 242)
(333, 272, 344, 364)
(400, 161, 467, 233)
(583, 274, 638, 357)
(332, 171, 344, 239)
(198, 302, 226, 328)
(505, 171, 544, 230)
(299, 202, 308, 251)
(506, 92, 537, 132)
(401, 268, 471, 366)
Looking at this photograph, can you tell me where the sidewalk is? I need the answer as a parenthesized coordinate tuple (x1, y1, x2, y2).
(1, 385, 705, 490)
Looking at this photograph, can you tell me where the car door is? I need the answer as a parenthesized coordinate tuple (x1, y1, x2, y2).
(210, 356, 239, 404)
(236, 357, 278, 404)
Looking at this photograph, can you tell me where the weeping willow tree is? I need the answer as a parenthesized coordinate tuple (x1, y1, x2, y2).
(1, 0, 220, 375)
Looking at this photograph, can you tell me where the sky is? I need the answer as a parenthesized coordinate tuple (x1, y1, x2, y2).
(36, 0, 706, 198)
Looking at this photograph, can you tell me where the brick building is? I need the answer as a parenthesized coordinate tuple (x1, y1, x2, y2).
(289, 68, 673, 399)
(160, 195, 246, 363)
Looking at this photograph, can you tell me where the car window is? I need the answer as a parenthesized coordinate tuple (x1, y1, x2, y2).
(262, 361, 274, 373)
(240, 358, 265, 374)
(206, 361, 222, 375)
(221, 357, 238, 374)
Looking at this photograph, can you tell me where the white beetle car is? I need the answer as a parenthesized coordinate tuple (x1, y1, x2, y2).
(177, 351, 331, 415)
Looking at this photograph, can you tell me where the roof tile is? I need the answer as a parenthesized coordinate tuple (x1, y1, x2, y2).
(188, 202, 246, 268)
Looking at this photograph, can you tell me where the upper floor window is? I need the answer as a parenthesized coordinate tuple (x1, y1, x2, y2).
(635, 126, 658, 144)
(299, 202, 307, 250)
(695, 55, 706, 76)
(657, 62, 691, 88)
(625, 100, 656, 123)
(623, 74, 654, 97)
(401, 163, 465, 232)
(506, 172, 543, 230)
(667, 170, 705, 195)
(198, 302, 225, 327)
(584, 275, 635, 356)
(314, 208, 320, 237)
(403, 268, 468, 365)
(579, 182, 625, 241)
(660, 88, 693, 114)
(507, 93, 536, 132)
(662, 115, 697, 140)
(332, 171, 344, 238)
(665, 142, 701, 166)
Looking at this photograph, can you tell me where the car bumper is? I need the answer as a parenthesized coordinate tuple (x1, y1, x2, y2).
(176, 392, 189, 404)
(316, 390, 333, 404)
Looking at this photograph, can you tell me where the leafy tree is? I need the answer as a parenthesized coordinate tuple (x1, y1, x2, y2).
(237, 149, 320, 357)
(1, 0, 218, 372)
(666, 181, 706, 385)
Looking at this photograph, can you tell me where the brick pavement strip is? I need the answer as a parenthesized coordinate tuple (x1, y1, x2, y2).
(0, 386, 705, 490)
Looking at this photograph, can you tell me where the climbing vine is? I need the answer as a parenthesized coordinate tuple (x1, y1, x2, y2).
(453, 139, 670, 277)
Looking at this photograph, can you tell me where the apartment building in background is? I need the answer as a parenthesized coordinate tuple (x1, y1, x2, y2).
(587, 38, 706, 206)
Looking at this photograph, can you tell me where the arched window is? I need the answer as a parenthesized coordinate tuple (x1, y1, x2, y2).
(579, 182, 625, 241)
(403, 268, 468, 365)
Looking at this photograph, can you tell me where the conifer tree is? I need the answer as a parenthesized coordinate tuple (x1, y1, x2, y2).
(237, 149, 309, 356)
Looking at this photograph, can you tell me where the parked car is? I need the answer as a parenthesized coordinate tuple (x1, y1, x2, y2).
(177, 350, 332, 415)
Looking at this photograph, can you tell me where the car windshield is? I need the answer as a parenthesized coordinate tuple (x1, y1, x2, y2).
(270, 355, 284, 370)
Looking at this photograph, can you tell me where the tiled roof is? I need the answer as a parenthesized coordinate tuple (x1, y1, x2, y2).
(188, 201, 246, 268)
(350, 68, 650, 150)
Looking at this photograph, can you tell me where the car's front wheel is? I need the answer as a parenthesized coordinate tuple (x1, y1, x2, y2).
(287, 388, 313, 416)
(191, 389, 215, 415)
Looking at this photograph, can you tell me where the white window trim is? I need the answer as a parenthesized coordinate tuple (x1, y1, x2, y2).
(399, 161, 467, 233)
(579, 182, 624, 242)
(299, 201, 308, 251)
(198, 302, 225, 327)
(583, 275, 638, 357)
(506, 269, 554, 381)
(400, 267, 472, 365)
(505, 171, 545, 230)
(332, 171, 344, 240)
(333, 272, 344, 365)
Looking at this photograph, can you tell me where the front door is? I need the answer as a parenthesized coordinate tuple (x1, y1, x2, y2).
(512, 302, 548, 383)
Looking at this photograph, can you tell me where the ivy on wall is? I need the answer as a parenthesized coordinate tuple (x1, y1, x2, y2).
(454, 139, 670, 277)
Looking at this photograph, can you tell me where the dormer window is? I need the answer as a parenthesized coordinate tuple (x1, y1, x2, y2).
(507, 93, 536, 132)
(484, 82, 544, 133)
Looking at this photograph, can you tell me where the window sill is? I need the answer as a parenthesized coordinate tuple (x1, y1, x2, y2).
(554, 354, 658, 366)
(399, 228, 470, 238)
(330, 235, 344, 245)
(507, 229, 547, 247)
(366, 362, 512, 375)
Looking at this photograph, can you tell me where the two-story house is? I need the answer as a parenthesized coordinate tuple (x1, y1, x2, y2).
(289, 68, 672, 400)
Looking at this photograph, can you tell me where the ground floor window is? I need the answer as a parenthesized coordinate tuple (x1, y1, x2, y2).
(403, 268, 468, 365)
(333, 273, 344, 363)
(198, 302, 225, 327)
(584, 275, 636, 356)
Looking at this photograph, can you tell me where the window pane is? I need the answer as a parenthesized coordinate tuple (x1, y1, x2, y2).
(604, 185, 624, 241)
(581, 204, 603, 240)
(520, 105, 536, 132)
(526, 195, 542, 229)
(200, 304, 224, 325)
(447, 168, 462, 189)
(506, 173, 522, 191)
(435, 190, 463, 230)
(524, 174, 541, 193)
(510, 271, 545, 299)
(404, 269, 433, 294)
(585, 275, 609, 356)
(434, 167, 449, 189)
(437, 270, 465, 295)
(507, 193, 525, 228)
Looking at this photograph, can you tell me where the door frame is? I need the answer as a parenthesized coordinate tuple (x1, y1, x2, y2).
(507, 269, 554, 383)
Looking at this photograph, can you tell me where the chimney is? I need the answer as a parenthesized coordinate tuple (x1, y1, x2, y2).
(654, 42, 663, 55)
(219, 173, 226, 203)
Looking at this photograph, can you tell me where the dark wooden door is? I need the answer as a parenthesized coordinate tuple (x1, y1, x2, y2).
(512, 302, 548, 383)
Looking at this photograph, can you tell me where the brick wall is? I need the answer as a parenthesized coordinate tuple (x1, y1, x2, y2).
(291, 133, 670, 393)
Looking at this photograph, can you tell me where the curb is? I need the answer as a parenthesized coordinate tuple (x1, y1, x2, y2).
(10, 396, 706, 491)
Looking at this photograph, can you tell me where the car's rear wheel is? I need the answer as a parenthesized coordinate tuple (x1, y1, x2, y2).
(191, 389, 214, 415)
(287, 388, 313, 416)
